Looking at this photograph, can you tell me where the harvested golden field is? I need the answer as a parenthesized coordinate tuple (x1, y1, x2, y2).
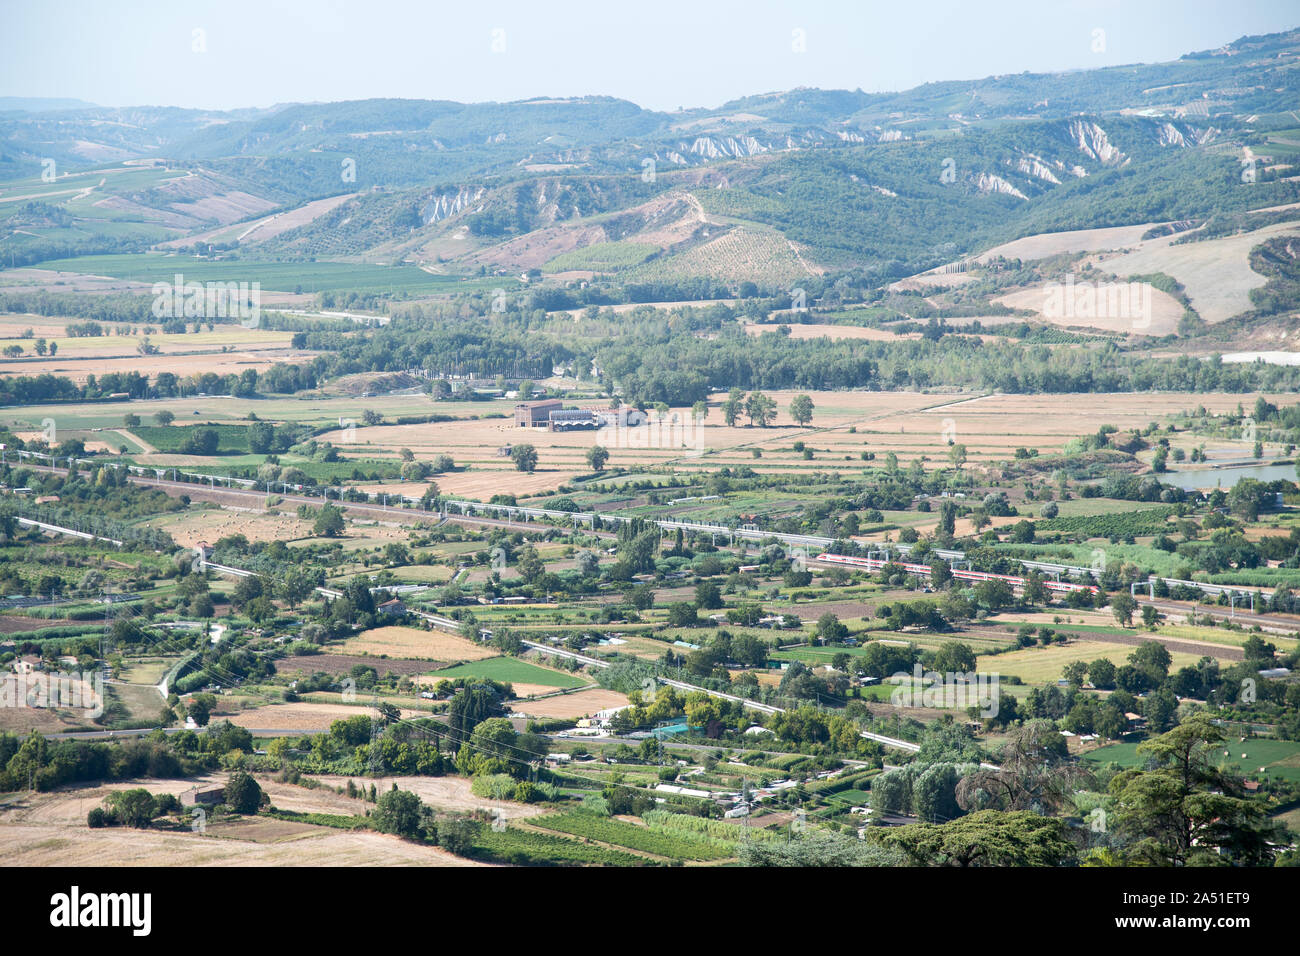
(0, 773, 482, 866)
(365, 469, 582, 500)
(0, 348, 311, 385)
(202, 817, 322, 842)
(506, 682, 585, 698)
(305, 388, 1295, 491)
(0, 319, 315, 384)
(909, 514, 1022, 537)
(307, 773, 547, 820)
(507, 687, 630, 720)
(743, 322, 910, 342)
(148, 509, 315, 548)
(277, 655, 434, 678)
(994, 281, 1184, 335)
(220, 701, 426, 732)
(0, 682, 96, 734)
(297, 521, 413, 546)
(1087, 219, 1300, 324)
(1, 777, 224, 828)
(888, 271, 981, 292)
(332, 626, 496, 662)
(0, 314, 69, 338)
(990, 609, 1117, 629)
(977, 640, 1206, 686)
(891, 224, 1160, 291)
(976, 223, 1160, 263)
(325, 389, 949, 471)
(0, 819, 478, 866)
(847, 391, 1296, 466)
(0, 323, 296, 356)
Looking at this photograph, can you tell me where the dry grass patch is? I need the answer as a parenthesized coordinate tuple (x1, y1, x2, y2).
(307, 774, 547, 820)
(221, 701, 425, 732)
(149, 509, 314, 547)
(333, 626, 496, 661)
(1087, 220, 1300, 324)
(977, 640, 1204, 686)
(508, 687, 630, 720)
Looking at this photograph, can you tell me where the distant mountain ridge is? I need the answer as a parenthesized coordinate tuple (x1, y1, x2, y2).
(0, 96, 101, 113)
(1, 26, 1297, 285)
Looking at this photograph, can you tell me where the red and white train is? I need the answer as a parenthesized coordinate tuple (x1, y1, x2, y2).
(812, 552, 1101, 596)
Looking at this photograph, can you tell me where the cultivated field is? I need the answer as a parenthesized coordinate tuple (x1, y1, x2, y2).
(0, 774, 483, 866)
(507, 687, 630, 720)
(743, 322, 909, 342)
(428, 657, 590, 689)
(628, 226, 820, 285)
(7, 388, 1289, 501)
(976, 223, 1162, 263)
(977, 640, 1209, 686)
(856, 391, 1294, 465)
(330, 626, 497, 662)
(0, 677, 98, 733)
(18, 350, 295, 381)
(306, 773, 547, 820)
(994, 281, 1184, 335)
(0, 267, 312, 307)
(1087, 219, 1300, 323)
(158, 193, 358, 249)
(221, 701, 427, 732)
(149, 509, 315, 548)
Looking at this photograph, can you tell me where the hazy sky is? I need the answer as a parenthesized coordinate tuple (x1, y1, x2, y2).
(2, 0, 1297, 112)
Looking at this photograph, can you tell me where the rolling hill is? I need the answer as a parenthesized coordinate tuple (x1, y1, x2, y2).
(1, 26, 1298, 306)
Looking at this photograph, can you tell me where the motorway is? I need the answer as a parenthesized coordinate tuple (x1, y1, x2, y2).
(496, 625, 939, 757)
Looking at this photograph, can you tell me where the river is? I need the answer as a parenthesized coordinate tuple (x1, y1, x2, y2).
(1165, 461, 1298, 490)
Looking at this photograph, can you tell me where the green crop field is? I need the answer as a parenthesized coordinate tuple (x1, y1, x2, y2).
(1272, 806, 1300, 835)
(131, 424, 254, 454)
(824, 788, 873, 806)
(1085, 738, 1300, 782)
(1040, 620, 1293, 652)
(1081, 742, 1147, 768)
(543, 242, 659, 273)
(1049, 498, 1174, 518)
(771, 644, 879, 663)
(1210, 739, 1300, 783)
(1036, 507, 1176, 538)
(531, 810, 735, 860)
(161, 454, 407, 484)
(471, 825, 649, 866)
(428, 656, 590, 688)
(997, 541, 1186, 577)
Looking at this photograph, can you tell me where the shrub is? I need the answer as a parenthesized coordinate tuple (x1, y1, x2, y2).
(436, 815, 481, 855)
(513, 781, 537, 803)
(470, 773, 517, 800)
(371, 787, 426, 840)
(225, 770, 263, 814)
